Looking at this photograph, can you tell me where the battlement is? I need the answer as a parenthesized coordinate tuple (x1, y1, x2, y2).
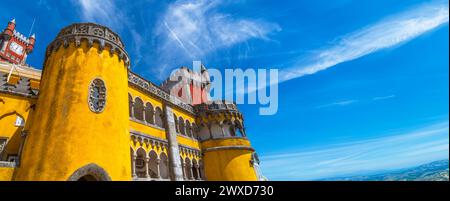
(45, 23, 130, 67)
(12, 30, 32, 45)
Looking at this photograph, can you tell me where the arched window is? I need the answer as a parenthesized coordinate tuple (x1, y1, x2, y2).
(130, 148, 135, 177)
(199, 160, 205, 180)
(179, 117, 185, 135)
(174, 114, 179, 133)
(133, 97, 144, 121)
(159, 152, 169, 179)
(180, 157, 186, 179)
(128, 94, 133, 118)
(184, 158, 192, 180)
(222, 120, 234, 137)
(144, 102, 154, 124)
(192, 159, 199, 180)
(185, 120, 192, 137)
(148, 151, 158, 178)
(211, 123, 223, 138)
(234, 120, 245, 137)
(135, 148, 147, 178)
(155, 107, 163, 128)
(191, 123, 198, 139)
(198, 123, 210, 141)
(229, 126, 236, 136)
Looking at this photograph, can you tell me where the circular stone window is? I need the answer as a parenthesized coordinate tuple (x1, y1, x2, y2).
(88, 78, 107, 113)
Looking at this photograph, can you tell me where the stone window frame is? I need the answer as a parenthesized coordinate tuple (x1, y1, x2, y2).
(88, 77, 107, 113)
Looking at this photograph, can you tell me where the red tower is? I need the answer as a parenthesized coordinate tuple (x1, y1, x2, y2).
(161, 65, 211, 105)
(0, 18, 35, 65)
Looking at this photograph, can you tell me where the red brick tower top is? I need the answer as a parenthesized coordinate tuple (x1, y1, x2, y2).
(0, 18, 35, 65)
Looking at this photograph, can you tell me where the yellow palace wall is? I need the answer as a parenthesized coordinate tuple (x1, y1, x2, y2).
(0, 93, 36, 159)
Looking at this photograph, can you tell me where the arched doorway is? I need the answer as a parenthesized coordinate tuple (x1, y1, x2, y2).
(67, 163, 111, 181)
(77, 174, 98, 181)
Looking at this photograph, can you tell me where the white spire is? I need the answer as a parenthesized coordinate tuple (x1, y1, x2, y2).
(30, 33, 35, 38)
(10, 18, 16, 24)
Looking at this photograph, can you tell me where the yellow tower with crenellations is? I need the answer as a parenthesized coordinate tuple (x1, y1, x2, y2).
(13, 23, 132, 181)
(195, 100, 260, 181)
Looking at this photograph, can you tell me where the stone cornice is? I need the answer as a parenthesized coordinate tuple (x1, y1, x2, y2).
(128, 71, 195, 114)
(202, 146, 254, 153)
(179, 144, 202, 157)
(45, 23, 130, 67)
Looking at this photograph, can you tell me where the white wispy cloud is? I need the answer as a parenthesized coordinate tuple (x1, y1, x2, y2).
(72, 0, 146, 66)
(316, 95, 397, 109)
(37, 0, 51, 11)
(153, 0, 281, 78)
(316, 99, 359, 108)
(279, 1, 449, 82)
(73, 0, 127, 30)
(238, 1, 448, 96)
(372, 94, 396, 101)
(260, 121, 449, 180)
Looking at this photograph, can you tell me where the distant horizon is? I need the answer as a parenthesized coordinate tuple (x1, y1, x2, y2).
(315, 158, 449, 181)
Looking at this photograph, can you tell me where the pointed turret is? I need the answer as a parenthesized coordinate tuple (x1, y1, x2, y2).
(2, 18, 16, 40)
(26, 33, 35, 53)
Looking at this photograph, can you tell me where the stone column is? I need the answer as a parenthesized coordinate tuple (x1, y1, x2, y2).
(156, 157, 161, 179)
(151, 111, 155, 125)
(163, 105, 184, 181)
(220, 124, 226, 138)
(195, 164, 201, 180)
(182, 163, 187, 180)
(130, 101, 134, 118)
(145, 156, 150, 179)
(189, 164, 195, 180)
(208, 124, 213, 139)
(131, 154, 137, 179)
(143, 108, 147, 123)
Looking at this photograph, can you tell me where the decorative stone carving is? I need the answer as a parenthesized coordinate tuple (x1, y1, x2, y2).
(179, 145, 201, 157)
(46, 23, 130, 66)
(130, 130, 169, 148)
(88, 78, 106, 113)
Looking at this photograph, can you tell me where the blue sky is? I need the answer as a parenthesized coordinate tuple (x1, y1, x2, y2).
(1, 0, 448, 180)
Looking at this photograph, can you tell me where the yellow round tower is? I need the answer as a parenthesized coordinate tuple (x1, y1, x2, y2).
(14, 23, 131, 181)
(196, 100, 260, 181)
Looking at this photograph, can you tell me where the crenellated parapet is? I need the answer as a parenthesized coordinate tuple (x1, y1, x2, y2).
(45, 23, 130, 67)
(195, 100, 246, 141)
(195, 100, 258, 181)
